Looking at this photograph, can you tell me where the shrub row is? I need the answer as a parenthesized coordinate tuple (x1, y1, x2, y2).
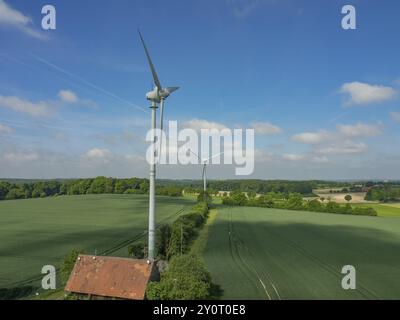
(222, 192, 377, 217)
(143, 200, 213, 300)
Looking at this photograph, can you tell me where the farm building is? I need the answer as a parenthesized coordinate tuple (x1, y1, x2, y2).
(65, 255, 158, 300)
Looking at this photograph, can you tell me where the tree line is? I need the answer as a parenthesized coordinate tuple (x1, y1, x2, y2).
(164, 179, 318, 196)
(365, 185, 400, 202)
(0, 177, 184, 201)
(222, 191, 378, 216)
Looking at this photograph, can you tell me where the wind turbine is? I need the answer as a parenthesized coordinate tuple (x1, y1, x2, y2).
(139, 30, 179, 260)
(189, 150, 223, 192)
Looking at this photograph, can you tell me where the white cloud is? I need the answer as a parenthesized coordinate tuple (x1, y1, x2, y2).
(82, 148, 112, 160)
(0, 0, 47, 40)
(291, 130, 331, 144)
(254, 149, 273, 162)
(0, 123, 14, 134)
(183, 119, 227, 131)
(390, 112, 400, 123)
(336, 123, 383, 137)
(317, 140, 367, 155)
(3, 151, 39, 162)
(0, 95, 50, 117)
(251, 121, 282, 135)
(282, 153, 305, 161)
(311, 156, 329, 163)
(125, 154, 145, 163)
(340, 82, 396, 105)
(58, 89, 97, 109)
(58, 90, 78, 103)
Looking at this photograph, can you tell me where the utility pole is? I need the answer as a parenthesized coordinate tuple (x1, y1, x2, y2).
(180, 222, 183, 255)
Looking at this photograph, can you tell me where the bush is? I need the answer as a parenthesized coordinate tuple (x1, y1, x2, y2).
(166, 202, 209, 259)
(128, 242, 146, 259)
(60, 249, 85, 283)
(197, 191, 212, 204)
(352, 207, 377, 216)
(222, 192, 377, 217)
(156, 224, 171, 260)
(146, 255, 211, 300)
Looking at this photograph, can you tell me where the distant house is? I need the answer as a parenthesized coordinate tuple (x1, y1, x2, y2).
(65, 255, 158, 300)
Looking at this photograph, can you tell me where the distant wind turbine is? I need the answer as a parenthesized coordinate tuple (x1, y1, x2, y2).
(189, 150, 224, 192)
(138, 30, 179, 261)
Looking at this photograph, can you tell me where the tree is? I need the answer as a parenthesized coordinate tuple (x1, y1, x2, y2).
(230, 191, 248, 206)
(156, 224, 172, 260)
(87, 177, 114, 194)
(60, 249, 85, 283)
(128, 242, 146, 259)
(0, 182, 11, 200)
(345, 194, 352, 203)
(286, 193, 304, 210)
(5, 188, 25, 200)
(197, 191, 212, 204)
(247, 191, 257, 199)
(146, 255, 211, 300)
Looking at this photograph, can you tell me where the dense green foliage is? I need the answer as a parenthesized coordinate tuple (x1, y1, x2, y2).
(0, 177, 183, 201)
(60, 249, 85, 283)
(222, 191, 377, 216)
(145, 200, 213, 300)
(167, 202, 209, 258)
(365, 186, 400, 202)
(146, 254, 212, 300)
(178, 180, 318, 195)
(128, 202, 210, 261)
(196, 190, 212, 205)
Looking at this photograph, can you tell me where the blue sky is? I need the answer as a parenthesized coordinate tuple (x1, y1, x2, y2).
(0, 0, 399, 180)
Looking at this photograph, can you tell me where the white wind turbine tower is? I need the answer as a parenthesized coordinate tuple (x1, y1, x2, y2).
(189, 150, 224, 193)
(139, 30, 179, 260)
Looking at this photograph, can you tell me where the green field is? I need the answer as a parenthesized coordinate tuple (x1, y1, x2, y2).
(352, 203, 400, 218)
(203, 206, 400, 299)
(0, 194, 195, 296)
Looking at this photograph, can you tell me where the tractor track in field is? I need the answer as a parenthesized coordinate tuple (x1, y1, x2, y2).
(226, 207, 379, 300)
(8, 206, 187, 289)
(259, 222, 380, 300)
(227, 209, 281, 300)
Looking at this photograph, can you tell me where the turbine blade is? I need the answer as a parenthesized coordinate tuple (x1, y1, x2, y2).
(206, 151, 224, 162)
(202, 164, 206, 180)
(138, 30, 162, 90)
(164, 87, 179, 94)
(189, 149, 202, 162)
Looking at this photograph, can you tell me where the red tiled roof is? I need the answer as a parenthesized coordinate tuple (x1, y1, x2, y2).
(65, 255, 153, 300)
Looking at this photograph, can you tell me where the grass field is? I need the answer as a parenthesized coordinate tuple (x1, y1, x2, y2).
(0, 194, 195, 298)
(352, 203, 400, 218)
(203, 206, 400, 299)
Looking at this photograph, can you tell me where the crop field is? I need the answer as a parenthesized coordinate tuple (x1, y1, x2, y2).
(0, 194, 194, 296)
(352, 203, 400, 218)
(203, 206, 400, 299)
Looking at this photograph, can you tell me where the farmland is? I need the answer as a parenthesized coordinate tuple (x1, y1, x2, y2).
(352, 203, 400, 218)
(203, 206, 400, 299)
(0, 194, 195, 297)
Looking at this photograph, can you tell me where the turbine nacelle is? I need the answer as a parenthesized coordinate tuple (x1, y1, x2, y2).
(146, 86, 179, 103)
